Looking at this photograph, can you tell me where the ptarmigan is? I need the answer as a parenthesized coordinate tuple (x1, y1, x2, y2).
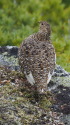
(18, 21, 56, 94)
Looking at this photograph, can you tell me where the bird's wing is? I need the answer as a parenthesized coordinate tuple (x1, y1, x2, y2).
(18, 37, 36, 85)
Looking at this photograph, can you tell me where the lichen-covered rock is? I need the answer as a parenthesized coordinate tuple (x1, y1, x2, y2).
(0, 46, 70, 87)
(47, 65, 70, 91)
(0, 46, 19, 71)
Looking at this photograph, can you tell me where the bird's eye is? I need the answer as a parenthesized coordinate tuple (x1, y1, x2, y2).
(41, 23, 43, 25)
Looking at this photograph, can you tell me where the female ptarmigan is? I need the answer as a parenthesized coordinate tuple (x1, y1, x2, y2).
(18, 21, 56, 94)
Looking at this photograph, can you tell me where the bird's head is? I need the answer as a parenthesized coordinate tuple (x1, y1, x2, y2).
(38, 21, 51, 36)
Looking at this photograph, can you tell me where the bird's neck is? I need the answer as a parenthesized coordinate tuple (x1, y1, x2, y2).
(36, 31, 50, 41)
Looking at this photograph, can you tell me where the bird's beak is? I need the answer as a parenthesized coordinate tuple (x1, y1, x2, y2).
(38, 21, 41, 24)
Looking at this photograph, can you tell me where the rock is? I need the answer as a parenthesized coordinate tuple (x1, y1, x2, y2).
(54, 65, 69, 76)
(0, 46, 70, 83)
(0, 46, 18, 56)
(0, 46, 19, 71)
(0, 46, 70, 88)
(48, 65, 70, 91)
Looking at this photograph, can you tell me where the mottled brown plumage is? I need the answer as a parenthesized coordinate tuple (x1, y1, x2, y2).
(18, 21, 56, 94)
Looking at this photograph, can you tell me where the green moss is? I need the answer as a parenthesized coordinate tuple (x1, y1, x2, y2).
(38, 92, 54, 110)
(0, 78, 54, 124)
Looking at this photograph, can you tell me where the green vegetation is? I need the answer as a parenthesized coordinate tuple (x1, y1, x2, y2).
(62, 0, 70, 7)
(0, 66, 54, 125)
(0, 0, 70, 71)
(0, 83, 54, 124)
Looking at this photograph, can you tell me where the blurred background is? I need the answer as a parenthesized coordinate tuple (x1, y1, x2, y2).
(0, 0, 70, 71)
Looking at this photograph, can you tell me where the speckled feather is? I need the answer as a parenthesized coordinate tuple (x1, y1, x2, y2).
(18, 21, 56, 94)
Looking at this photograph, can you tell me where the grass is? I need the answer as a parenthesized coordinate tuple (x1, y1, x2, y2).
(52, 34, 70, 72)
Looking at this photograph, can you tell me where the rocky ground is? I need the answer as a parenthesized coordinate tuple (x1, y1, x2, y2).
(0, 46, 70, 125)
